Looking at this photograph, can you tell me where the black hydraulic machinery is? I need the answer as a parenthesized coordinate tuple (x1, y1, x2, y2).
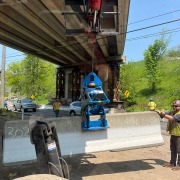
(30, 120, 69, 179)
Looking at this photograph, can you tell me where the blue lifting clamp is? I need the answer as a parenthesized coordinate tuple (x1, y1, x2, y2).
(81, 72, 110, 131)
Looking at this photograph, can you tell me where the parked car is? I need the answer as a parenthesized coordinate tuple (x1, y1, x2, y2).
(13, 98, 37, 112)
(69, 101, 81, 116)
(69, 101, 109, 116)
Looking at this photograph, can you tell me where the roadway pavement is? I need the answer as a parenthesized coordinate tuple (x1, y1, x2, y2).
(13, 105, 70, 119)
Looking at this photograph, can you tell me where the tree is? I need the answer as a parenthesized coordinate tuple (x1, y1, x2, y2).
(5, 61, 25, 95)
(120, 62, 138, 105)
(6, 55, 56, 101)
(167, 46, 180, 57)
(144, 36, 169, 92)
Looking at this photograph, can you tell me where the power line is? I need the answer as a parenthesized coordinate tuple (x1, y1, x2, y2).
(125, 19, 180, 34)
(128, 10, 180, 25)
(2, 11, 180, 58)
(48, 28, 180, 52)
(126, 28, 180, 42)
(84, 29, 180, 49)
(3, 26, 179, 62)
(47, 19, 180, 51)
(96, 28, 180, 46)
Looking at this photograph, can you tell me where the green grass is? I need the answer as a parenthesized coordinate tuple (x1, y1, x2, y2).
(0, 108, 22, 120)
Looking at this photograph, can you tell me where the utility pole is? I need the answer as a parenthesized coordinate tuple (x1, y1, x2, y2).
(0, 45, 6, 107)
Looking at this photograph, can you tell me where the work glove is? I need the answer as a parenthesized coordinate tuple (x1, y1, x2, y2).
(155, 110, 165, 118)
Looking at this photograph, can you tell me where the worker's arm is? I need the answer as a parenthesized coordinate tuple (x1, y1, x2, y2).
(155, 110, 172, 120)
(155, 110, 180, 122)
(162, 114, 174, 121)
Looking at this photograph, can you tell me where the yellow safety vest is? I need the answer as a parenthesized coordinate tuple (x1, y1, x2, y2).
(148, 101, 156, 110)
(53, 102, 61, 110)
(166, 112, 180, 136)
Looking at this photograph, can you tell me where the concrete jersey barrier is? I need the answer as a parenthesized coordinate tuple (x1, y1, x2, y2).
(3, 111, 164, 165)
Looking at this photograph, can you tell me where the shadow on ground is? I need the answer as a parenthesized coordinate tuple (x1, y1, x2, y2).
(2, 152, 166, 180)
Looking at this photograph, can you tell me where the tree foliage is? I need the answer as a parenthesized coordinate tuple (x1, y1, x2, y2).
(167, 45, 180, 57)
(6, 55, 56, 101)
(121, 46, 180, 112)
(120, 63, 138, 105)
(144, 36, 169, 92)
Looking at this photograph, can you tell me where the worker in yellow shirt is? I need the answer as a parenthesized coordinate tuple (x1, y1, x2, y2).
(148, 97, 156, 111)
(53, 98, 62, 117)
(156, 100, 180, 170)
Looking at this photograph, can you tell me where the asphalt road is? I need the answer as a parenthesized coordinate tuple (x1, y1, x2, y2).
(14, 107, 70, 119)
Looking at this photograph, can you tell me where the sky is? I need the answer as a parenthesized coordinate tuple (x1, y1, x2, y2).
(0, 0, 180, 67)
(124, 0, 180, 62)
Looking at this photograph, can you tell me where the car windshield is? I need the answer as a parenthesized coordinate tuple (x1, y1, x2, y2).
(89, 93, 107, 101)
(72, 102, 81, 107)
(21, 98, 33, 103)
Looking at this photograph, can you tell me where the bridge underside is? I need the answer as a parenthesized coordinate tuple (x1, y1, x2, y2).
(56, 61, 121, 104)
(0, 0, 130, 103)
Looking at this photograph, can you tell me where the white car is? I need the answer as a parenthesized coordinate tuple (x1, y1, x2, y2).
(69, 101, 81, 116)
(69, 101, 109, 116)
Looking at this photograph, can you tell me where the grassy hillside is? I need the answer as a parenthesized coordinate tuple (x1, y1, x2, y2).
(122, 57, 180, 111)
